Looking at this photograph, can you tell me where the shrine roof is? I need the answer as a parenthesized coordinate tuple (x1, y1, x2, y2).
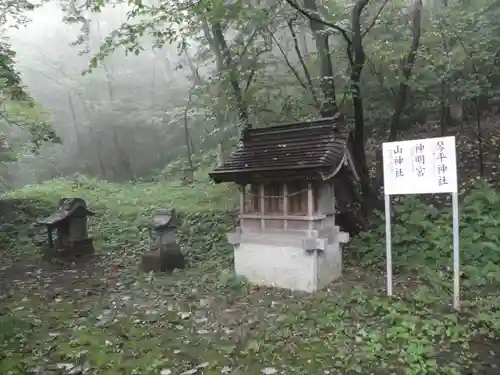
(38, 198, 94, 226)
(209, 115, 350, 184)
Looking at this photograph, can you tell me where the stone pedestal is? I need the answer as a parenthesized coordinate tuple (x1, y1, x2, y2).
(228, 226, 349, 292)
(142, 209, 185, 273)
(43, 238, 94, 260)
(141, 243, 185, 273)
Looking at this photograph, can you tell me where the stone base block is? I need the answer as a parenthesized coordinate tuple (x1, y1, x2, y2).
(141, 243, 185, 273)
(233, 241, 342, 293)
(44, 238, 94, 260)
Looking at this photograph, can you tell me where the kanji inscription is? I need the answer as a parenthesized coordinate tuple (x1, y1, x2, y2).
(382, 136, 457, 195)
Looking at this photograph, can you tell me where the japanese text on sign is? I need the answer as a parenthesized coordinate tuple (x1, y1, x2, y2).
(382, 136, 457, 195)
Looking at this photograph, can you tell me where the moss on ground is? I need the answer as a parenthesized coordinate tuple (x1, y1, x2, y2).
(1, 175, 500, 375)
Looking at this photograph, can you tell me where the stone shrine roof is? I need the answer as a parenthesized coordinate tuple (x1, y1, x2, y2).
(150, 209, 179, 229)
(38, 198, 94, 226)
(209, 115, 350, 184)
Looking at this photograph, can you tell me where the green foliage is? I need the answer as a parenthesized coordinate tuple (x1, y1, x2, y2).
(178, 210, 235, 267)
(350, 182, 500, 288)
(0, 314, 32, 374)
(0, 101, 61, 156)
(0, 41, 29, 102)
(0, 1, 40, 101)
(0, 1, 60, 168)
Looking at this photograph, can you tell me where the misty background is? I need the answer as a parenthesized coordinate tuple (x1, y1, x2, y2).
(4, 0, 320, 188)
(6, 2, 200, 186)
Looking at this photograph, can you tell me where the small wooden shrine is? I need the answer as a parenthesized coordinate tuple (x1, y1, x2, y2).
(209, 115, 357, 292)
(38, 198, 95, 258)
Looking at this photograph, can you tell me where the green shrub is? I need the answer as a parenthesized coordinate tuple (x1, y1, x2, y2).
(178, 210, 236, 267)
(350, 182, 500, 288)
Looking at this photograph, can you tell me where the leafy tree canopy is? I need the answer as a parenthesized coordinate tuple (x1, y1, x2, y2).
(0, 0, 60, 164)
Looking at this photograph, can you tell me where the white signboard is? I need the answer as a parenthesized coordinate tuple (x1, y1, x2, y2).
(382, 136, 457, 195)
(382, 136, 460, 310)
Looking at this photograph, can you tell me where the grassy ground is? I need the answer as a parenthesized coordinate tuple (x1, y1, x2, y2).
(1, 171, 500, 375)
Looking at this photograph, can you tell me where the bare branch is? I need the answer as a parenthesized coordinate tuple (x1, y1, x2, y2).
(267, 28, 321, 109)
(284, 0, 352, 45)
(362, 0, 389, 38)
(244, 68, 256, 94)
(365, 56, 397, 97)
(267, 31, 308, 89)
(286, 19, 318, 103)
(237, 28, 261, 60)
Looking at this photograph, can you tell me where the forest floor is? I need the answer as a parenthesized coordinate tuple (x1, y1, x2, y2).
(2, 122, 500, 375)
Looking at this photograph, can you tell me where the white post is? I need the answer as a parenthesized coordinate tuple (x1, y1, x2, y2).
(385, 194, 393, 297)
(452, 191, 460, 310)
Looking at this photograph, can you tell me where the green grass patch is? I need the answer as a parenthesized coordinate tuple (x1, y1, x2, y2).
(1, 173, 237, 262)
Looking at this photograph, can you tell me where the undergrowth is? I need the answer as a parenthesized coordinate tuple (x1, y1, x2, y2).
(350, 181, 500, 290)
(1, 173, 237, 265)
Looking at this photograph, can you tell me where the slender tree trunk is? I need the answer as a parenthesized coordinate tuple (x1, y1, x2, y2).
(387, 0, 422, 142)
(303, 0, 338, 117)
(211, 21, 249, 126)
(439, 83, 451, 136)
(475, 98, 485, 177)
(374, 0, 423, 193)
(350, 0, 376, 216)
(183, 90, 195, 177)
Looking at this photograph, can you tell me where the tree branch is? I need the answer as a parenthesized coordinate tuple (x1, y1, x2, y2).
(268, 28, 320, 108)
(284, 0, 352, 45)
(286, 19, 320, 107)
(362, 0, 389, 38)
(366, 56, 397, 97)
(244, 68, 256, 94)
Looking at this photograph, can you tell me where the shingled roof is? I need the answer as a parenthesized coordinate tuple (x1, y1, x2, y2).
(209, 116, 352, 184)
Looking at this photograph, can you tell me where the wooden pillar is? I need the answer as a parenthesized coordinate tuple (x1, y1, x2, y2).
(260, 183, 265, 230)
(217, 142, 225, 166)
(307, 182, 313, 231)
(239, 184, 245, 228)
(283, 183, 288, 231)
(331, 183, 336, 227)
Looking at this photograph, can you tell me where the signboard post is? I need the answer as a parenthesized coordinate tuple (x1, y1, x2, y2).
(382, 136, 460, 310)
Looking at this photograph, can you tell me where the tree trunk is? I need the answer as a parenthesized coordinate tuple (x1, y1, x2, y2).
(303, 0, 338, 117)
(210, 21, 249, 126)
(374, 0, 423, 192)
(183, 91, 195, 178)
(350, 0, 376, 216)
(387, 0, 422, 142)
(475, 98, 485, 177)
(440, 85, 451, 136)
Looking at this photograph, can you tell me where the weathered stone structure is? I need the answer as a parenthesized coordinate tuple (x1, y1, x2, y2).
(209, 116, 356, 292)
(141, 209, 185, 272)
(39, 198, 95, 258)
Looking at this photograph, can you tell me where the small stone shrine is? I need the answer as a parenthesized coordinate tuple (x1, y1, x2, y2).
(209, 116, 356, 292)
(38, 198, 95, 258)
(141, 209, 185, 272)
